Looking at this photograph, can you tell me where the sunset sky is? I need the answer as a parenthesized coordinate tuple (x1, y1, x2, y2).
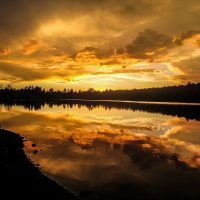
(1, 0, 200, 91)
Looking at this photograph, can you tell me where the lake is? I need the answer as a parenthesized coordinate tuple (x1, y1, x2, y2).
(1, 100, 200, 199)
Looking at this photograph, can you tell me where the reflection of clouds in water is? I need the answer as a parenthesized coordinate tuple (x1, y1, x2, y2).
(83, 113, 122, 121)
(163, 119, 200, 145)
(2, 109, 162, 141)
(166, 117, 200, 127)
(28, 131, 198, 173)
(160, 118, 200, 169)
(2, 101, 200, 198)
(165, 126, 200, 138)
(4, 106, 198, 199)
(3, 109, 200, 167)
(25, 133, 200, 199)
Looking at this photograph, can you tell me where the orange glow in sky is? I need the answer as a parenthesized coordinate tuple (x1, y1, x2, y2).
(1, 1, 200, 91)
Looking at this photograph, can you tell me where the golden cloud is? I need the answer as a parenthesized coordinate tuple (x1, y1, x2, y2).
(92, 68, 160, 76)
(0, 47, 11, 55)
(173, 30, 200, 46)
(72, 47, 115, 61)
(170, 56, 200, 84)
(1, 0, 200, 90)
(99, 59, 121, 66)
(0, 60, 88, 83)
(123, 29, 175, 60)
(23, 40, 40, 55)
(0, 61, 53, 82)
(70, 29, 200, 66)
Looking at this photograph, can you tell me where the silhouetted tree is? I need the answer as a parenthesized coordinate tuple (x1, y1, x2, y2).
(48, 88, 54, 93)
(6, 84, 12, 90)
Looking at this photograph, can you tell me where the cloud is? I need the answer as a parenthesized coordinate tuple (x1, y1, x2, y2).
(72, 29, 177, 62)
(95, 48, 115, 59)
(0, 60, 89, 83)
(1, 1, 200, 47)
(0, 61, 52, 82)
(99, 59, 121, 66)
(120, 29, 175, 60)
(22, 40, 40, 55)
(1, 1, 200, 89)
(116, 47, 125, 55)
(172, 55, 200, 74)
(69, 28, 200, 65)
(170, 56, 200, 83)
(174, 30, 200, 46)
(72, 47, 115, 60)
(0, 47, 11, 55)
(92, 68, 160, 76)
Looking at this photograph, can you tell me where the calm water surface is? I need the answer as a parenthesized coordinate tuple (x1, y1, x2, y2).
(1, 101, 200, 199)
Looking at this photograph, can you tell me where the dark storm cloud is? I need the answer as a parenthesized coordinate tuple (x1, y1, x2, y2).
(116, 47, 125, 55)
(71, 29, 175, 61)
(123, 29, 175, 59)
(72, 28, 200, 63)
(116, 29, 200, 61)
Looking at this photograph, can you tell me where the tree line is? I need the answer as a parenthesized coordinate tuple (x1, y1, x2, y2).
(0, 82, 200, 103)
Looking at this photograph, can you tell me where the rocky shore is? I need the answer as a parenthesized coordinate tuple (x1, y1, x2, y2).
(0, 128, 79, 199)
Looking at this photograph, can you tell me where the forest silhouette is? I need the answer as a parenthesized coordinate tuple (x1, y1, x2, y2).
(1, 82, 200, 121)
(0, 82, 200, 103)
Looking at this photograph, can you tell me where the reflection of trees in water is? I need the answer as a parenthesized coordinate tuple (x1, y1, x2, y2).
(2, 100, 200, 121)
(2, 101, 45, 111)
(4, 104, 11, 111)
(51, 100, 200, 121)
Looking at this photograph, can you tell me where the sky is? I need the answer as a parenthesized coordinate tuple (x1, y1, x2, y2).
(1, 0, 200, 91)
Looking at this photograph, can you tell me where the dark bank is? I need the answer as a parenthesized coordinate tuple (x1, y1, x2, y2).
(0, 128, 79, 199)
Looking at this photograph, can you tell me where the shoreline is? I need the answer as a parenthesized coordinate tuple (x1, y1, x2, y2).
(0, 128, 79, 199)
